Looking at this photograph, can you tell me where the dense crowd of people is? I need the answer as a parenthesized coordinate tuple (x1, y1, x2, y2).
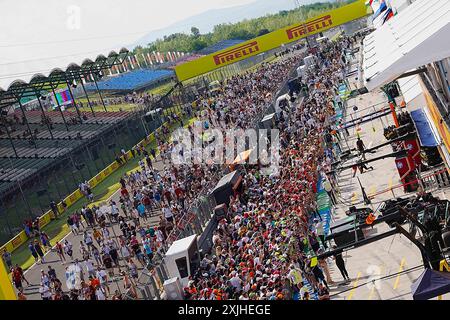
(2, 34, 360, 300)
(183, 36, 358, 300)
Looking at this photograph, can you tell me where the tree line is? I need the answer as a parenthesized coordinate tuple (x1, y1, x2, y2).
(133, 1, 355, 56)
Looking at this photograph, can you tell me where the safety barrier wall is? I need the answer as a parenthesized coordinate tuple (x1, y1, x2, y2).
(0, 108, 183, 256)
(128, 48, 311, 299)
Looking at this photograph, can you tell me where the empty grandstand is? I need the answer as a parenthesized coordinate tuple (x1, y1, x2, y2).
(198, 39, 245, 55)
(85, 69, 175, 93)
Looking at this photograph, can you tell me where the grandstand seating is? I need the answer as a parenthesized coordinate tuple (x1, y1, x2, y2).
(0, 157, 55, 195)
(0, 147, 71, 158)
(198, 39, 245, 55)
(0, 122, 113, 140)
(10, 110, 132, 125)
(0, 104, 139, 199)
(84, 69, 174, 92)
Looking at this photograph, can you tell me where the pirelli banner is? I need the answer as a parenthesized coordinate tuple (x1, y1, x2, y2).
(175, 0, 370, 82)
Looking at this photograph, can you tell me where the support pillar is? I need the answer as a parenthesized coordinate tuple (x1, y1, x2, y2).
(66, 80, 84, 123)
(51, 86, 70, 131)
(36, 94, 54, 139)
(80, 78, 96, 117)
(17, 100, 36, 148)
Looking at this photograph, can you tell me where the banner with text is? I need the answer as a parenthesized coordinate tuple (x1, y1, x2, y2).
(175, 0, 370, 82)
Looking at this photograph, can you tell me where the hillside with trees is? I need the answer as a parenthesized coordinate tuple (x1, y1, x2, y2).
(134, 0, 355, 56)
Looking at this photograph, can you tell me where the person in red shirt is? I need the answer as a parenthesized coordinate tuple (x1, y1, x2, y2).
(12, 268, 24, 291)
(89, 275, 100, 289)
(120, 187, 129, 199)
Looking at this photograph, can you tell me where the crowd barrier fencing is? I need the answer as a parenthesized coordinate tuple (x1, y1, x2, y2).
(367, 167, 450, 200)
(129, 193, 218, 300)
(0, 108, 186, 257)
(124, 48, 315, 299)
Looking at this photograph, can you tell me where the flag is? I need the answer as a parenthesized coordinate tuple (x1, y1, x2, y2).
(134, 55, 141, 69)
(158, 52, 164, 63)
(373, 0, 387, 20)
(123, 58, 130, 72)
(140, 53, 147, 67)
(382, 8, 394, 24)
(147, 52, 153, 65)
(127, 56, 134, 70)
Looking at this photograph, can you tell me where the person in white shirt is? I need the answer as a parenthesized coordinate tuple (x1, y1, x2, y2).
(120, 244, 131, 261)
(315, 218, 327, 249)
(96, 267, 110, 296)
(96, 287, 106, 300)
(84, 259, 95, 278)
(229, 273, 242, 291)
(163, 206, 174, 223)
(40, 270, 50, 287)
(39, 282, 52, 300)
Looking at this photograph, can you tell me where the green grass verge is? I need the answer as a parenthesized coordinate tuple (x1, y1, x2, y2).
(10, 114, 197, 270)
(9, 52, 279, 269)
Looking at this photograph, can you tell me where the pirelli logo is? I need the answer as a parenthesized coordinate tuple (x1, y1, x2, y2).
(286, 15, 333, 40)
(213, 41, 260, 66)
(11, 236, 23, 248)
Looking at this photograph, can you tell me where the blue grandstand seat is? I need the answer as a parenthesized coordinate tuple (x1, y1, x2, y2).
(198, 39, 245, 55)
(85, 69, 174, 92)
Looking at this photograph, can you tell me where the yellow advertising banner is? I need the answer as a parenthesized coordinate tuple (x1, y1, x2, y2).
(0, 231, 28, 255)
(421, 79, 450, 163)
(38, 212, 52, 228)
(0, 109, 183, 257)
(175, 0, 370, 82)
(0, 259, 16, 300)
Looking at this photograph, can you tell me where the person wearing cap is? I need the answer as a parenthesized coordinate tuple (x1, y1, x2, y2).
(315, 219, 327, 249)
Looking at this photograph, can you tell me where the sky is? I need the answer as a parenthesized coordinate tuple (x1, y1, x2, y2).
(0, 0, 256, 52)
(0, 0, 301, 88)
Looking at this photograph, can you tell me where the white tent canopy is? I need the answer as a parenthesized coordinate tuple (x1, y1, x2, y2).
(0, 48, 127, 91)
(396, 72, 422, 104)
(362, 0, 450, 91)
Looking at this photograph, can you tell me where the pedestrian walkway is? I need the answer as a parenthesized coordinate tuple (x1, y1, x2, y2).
(18, 156, 166, 300)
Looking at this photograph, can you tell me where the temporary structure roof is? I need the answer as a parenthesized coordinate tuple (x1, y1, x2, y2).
(362, 0, 450, 91)
(0, 48, 128, 92)
(165, 234, 197, 257)
(411, 268, 450, 300)
(396, 73, 423, 104)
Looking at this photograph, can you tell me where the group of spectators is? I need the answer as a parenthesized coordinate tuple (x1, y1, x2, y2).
(3, 33, 360, 300)
(182, 36, 358, 300)
(78, 92, 159, 111)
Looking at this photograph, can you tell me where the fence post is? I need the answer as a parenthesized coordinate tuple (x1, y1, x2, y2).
(149, 276, 161, 300)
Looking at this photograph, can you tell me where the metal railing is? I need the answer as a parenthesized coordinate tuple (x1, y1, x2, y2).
(123, 48, 308, 300)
